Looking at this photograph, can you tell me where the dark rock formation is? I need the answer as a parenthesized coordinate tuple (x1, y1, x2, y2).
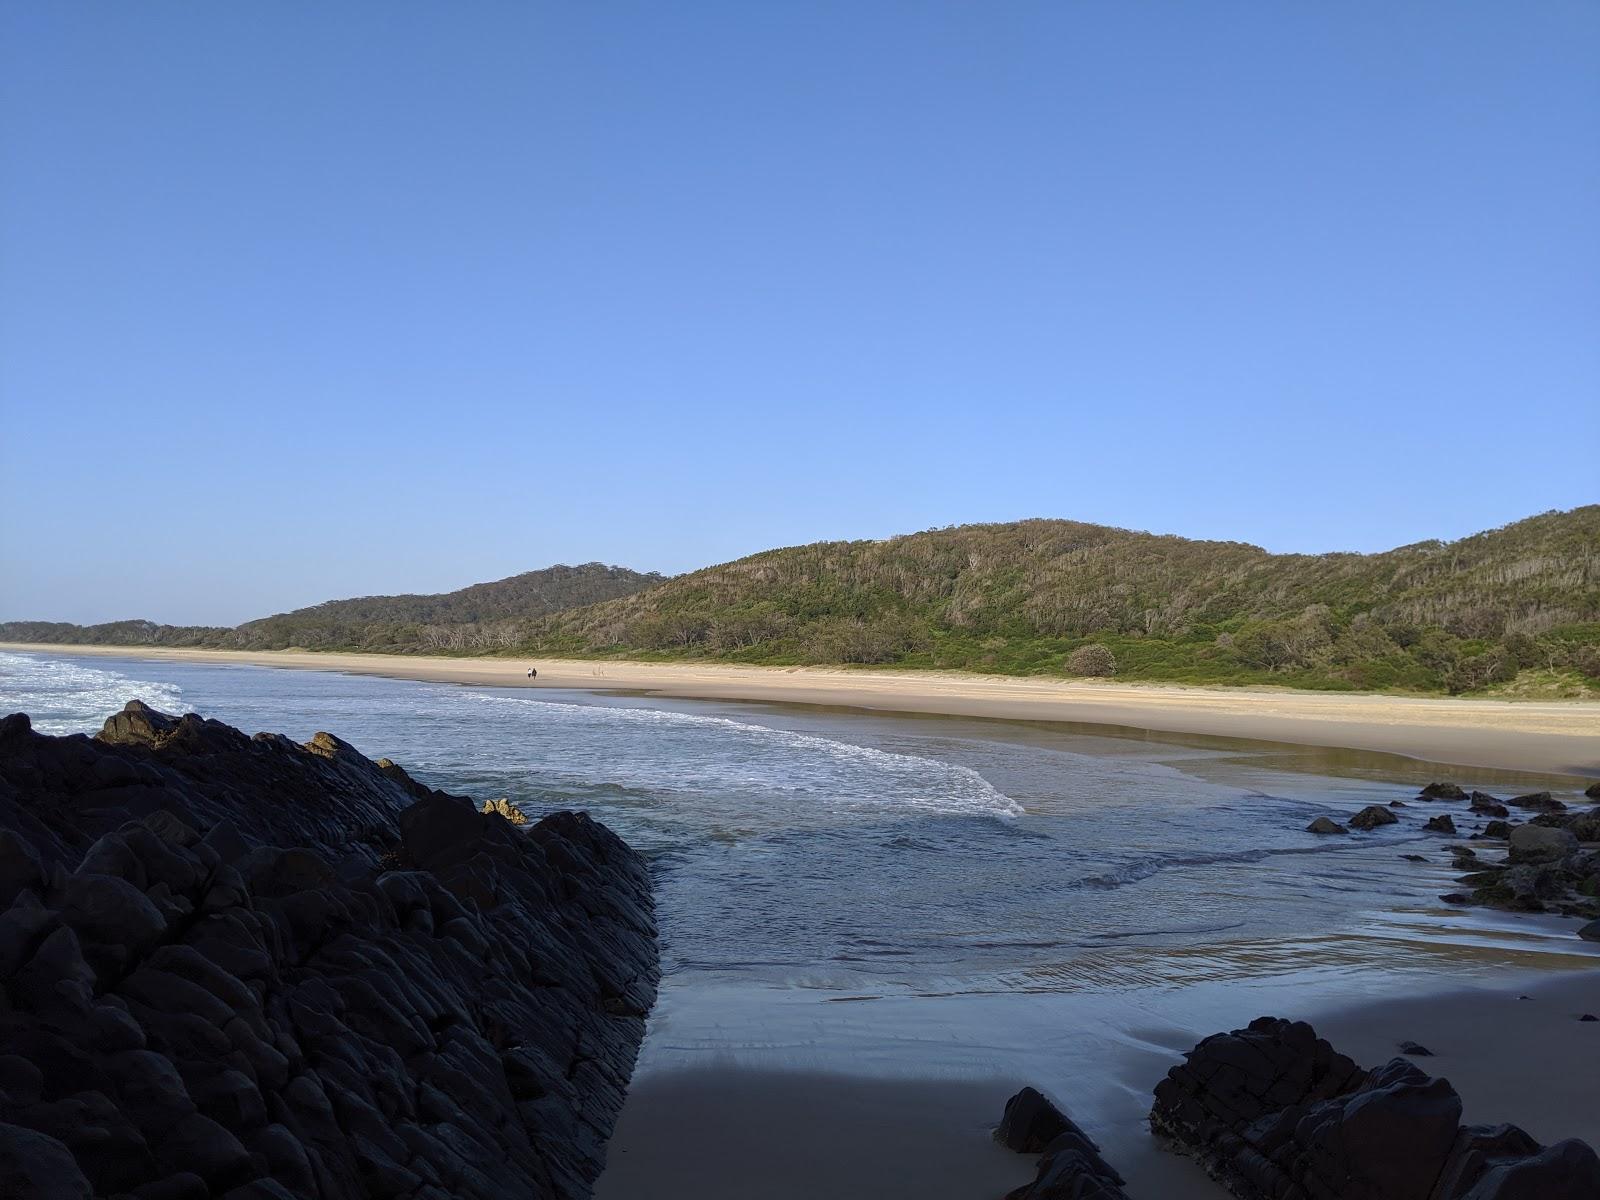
(0, 703, 657, 1200)
(995, 1088, 1129, 1199)
(1349, 805, 1399, 831)
(1420, 783, 1467, 801)
(1509, 791, 1566, 813)
(1469, 793, 1510, 818)
(1399, 1040, 1432, 1056)
(1581, 920, 1600, 943)
(996, 1087, 1072, 1154)
(1508, 825, 1578, 862)
(1587, 781, 1600, 800)
(1307, 817, 1348, 835)
(1150, 1016, 1600, 1200)
(1425, 814, 1458, 835)
(1482, 820, 1512, 840)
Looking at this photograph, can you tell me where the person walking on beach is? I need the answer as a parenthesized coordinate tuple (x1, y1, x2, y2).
(526, 667, 537, 679)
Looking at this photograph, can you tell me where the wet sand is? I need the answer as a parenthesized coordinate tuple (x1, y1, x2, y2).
(6, 644, 1597, 776)
(596, 971, 1600, 1199)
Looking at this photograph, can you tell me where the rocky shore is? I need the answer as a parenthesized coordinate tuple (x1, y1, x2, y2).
(0, 700, 658, 1199)
(997, 1015, 1600, 1199)
(1305, 779, 1600, 936)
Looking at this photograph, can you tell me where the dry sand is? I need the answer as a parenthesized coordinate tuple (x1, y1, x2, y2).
(7, 643, 1597, 776)
(594, 971, 1600, 1199)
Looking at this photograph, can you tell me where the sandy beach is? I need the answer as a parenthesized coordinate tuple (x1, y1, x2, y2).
(595, 971, 1600, 1199)
(7, 643, 1596, 777)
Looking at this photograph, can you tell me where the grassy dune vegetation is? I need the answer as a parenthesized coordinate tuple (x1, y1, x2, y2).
(5, 509, 1597, 696)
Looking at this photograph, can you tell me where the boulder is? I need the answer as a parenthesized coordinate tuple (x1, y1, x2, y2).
(1349, 805, 1399, 831)
(1484, 820, 1513, 840)
(1420, 782, 1467, 800)
(1509, 792, 1567, 813)
(998, 1089, 1129, 1199)
(995, 1087, 1071, 1153)
(1150, 1018, 1600, 1200)
(1580, 920, 1600, 943)
(1307, 817, 1349, 835)
(1470, 793, 1510, 818)
(1425, 814, 1457, 834)
(1587, 781, 1600, 800)
(1509, 825, 1579, 864)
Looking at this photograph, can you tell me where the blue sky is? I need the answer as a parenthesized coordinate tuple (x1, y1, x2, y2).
(2, 2, 1596, 625)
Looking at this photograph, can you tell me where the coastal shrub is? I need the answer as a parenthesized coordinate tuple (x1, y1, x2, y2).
(1065, 644, 1117, 677)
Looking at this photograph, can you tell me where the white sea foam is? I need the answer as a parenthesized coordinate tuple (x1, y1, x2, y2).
(460, 691, 1025, 820)
(0, 651, 185, 734)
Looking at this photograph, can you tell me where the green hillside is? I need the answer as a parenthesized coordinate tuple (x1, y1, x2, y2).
(0, 563, 661, 653)
(518, 508, 1600, 694)
(6, 510, 1597, 695)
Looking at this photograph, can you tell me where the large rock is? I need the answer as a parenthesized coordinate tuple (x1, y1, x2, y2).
(0, 705, 658, 1200)
(996, 1088, 1129, 1199)
(1420, 782, 1467, 801)
(1350, 805, 1399, 831)
(1150, 1017, 1600, 1200)
(1509, 824, 1580, 863)
(1509, 791, 1566, 813)
(1307, 817, 1348, 835)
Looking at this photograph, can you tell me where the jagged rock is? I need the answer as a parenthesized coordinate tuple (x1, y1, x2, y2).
(1402, 854, 1428, 863)
(1399, 1040, 1432, 1056)
(1425, 814, 1458, 835)
(1586, 781, 1600, 800)
(1307, 817, 1348, 834)
(1470, 793, 1510, 818)
(1420, 782, 1467, 800)
(1509, 791, 1566, 813)
(0, 704, 658, 1200)
(1509, 825, 1579, 863)
(996, 1087, 1071, 1154)
(1150, 1017, 1600, 1200)
(481, 797, 529, 826)
(1580, 920, 1600, 942)
(1483, 820, 1512, 840)
(1350, 805, 1399, 831)
(997, 1089, 1129, 1199)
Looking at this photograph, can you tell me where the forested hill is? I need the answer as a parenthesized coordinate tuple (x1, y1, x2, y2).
(5, 510, 1598, 694)
(0, 563, 662, 653)
(518, 507, 1600, 694)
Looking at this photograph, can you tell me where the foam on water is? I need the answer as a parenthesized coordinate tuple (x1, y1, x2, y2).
(0, 651, 185, 735)
(459, 691, 1026, 821)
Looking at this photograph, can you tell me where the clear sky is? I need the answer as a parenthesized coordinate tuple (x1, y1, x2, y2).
(2, 3, 1596, 626)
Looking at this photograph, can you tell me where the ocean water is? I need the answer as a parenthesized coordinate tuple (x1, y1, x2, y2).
(3, 649, 1596, 1094)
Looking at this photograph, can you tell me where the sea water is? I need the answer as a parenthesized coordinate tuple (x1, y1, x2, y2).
(3, 649, 1595, 1131)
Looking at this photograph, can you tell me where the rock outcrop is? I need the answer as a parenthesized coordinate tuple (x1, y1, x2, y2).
(995, 1087, 1130, 1199)
(1349, 805, 1399, 831)
(1150, 1016, 1600, 1200)
(0, 703, 657, 1200)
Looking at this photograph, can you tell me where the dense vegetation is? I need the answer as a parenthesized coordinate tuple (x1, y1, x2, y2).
(5, 510, 1597, 695)
(0, 563, 661, 653)
(512, 508, 1600, 695)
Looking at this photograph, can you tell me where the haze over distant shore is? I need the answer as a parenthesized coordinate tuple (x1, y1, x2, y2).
(7, 643, 1597, 777)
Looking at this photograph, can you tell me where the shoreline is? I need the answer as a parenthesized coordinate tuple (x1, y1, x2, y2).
(5, 642, 1598, 777)
(594, 969, 1600, 1199)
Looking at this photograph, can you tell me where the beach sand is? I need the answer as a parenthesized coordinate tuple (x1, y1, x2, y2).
(595, 971, 1600, 1199)
(5, 644, 1597, 777)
